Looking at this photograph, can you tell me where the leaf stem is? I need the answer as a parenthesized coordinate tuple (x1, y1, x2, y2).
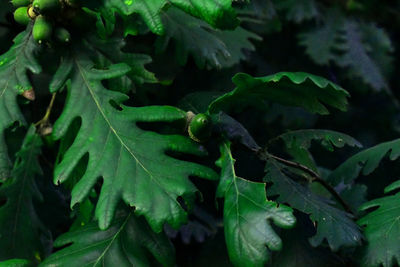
(258, 151, 355, 216)
(35, 93, 57, 135)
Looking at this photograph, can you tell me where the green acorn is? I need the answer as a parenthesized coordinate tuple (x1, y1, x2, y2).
(33, 15, 52, 44)
(11, 0, 31, 8)
(188, 113, 212, 142)
(54, 27, 71, 43)
(32, 0, 61, 14)
(14, 6, 30, 26)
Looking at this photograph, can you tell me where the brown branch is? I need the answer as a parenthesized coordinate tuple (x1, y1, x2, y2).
(259, 151, 355, 217)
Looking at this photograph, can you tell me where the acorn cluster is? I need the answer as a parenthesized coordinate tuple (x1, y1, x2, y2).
(12, 0, 91, 44)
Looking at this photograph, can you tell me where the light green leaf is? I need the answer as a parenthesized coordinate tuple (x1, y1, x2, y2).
(264, 159, 363, 250)
(0, 28, 41, 180)
(53, 46, 218, 232)
(0, 259, 33, 267)
(329, 139, 400, 185)
(40, 211, 175, 267)
(104, 0, 238, 35)
(208, 72, 349, 115)
(0, 126, 47, 262)
(217, 142, 296, 267)
(358, 180, 400, 267)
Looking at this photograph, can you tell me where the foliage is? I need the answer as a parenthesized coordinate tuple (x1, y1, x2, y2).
(0, 0, 400, 266)
(358, 180, 400, 267)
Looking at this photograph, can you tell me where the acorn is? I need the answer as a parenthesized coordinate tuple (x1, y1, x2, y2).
(33, 15, 52, 44)
(54, 27, 71, 43)
(188, 113, 213, 142)
(11, 0, 31, 8)
(32, 0, 61, 15)
(14, 6, 30, 26)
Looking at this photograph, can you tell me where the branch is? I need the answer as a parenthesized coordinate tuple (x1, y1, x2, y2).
(258, 151, 355, 217)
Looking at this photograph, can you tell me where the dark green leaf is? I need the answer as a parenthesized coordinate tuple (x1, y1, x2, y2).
(40, 211, 175, 267)
(208, 72, 349, 115)
(275, 0, 318, 23)
(298, 9, 345, 65)
(211, 112, 260, 151)
(264, 159, 363, 250)
(329, 139, 400, 186)
(0, 28, 41, 180)
(156, 8, 259, 69)
(0, 126, 47, 262)
(276, 129, 362, 152)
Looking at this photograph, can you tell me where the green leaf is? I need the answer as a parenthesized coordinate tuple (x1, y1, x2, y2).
(271, 217, 345, 267)
(40, 211, 175, 267)
(104, 0, 238, 35)
(216, 142, 296, 267)
(156, 8, 259, 69)
(0, 126, 46, 262)
(85, 36, 157, 90)
(276, 129, 362, 152)
(275, 0, 318, 23)
(0, 259, 33, 267)
(0, 28, 41, 180)
(211, 112, 260, 151)
(328, 139, 400, 186)
(169, 0, 238, 30)
(53, 47, 218, 232)
(264, 159, 363, 250)
(208, 72, 349, 115)
(299, 9, 393, 91)
(104, 0, 168, 34)
(298, 9, 345, 65)
(335, 20, 392, 91)
(178, 91, 224, 114)
(358, 180, 400, 267)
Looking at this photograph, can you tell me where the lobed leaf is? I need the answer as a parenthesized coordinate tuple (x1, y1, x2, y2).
(0, 28, 41, 180)
(276, 129, 362, 152)
(104, 0, 238, 35)
(216, 142, 296, 267)
(264, 159, 363, 251)
(329, 139, 400, 185)
(53, 45, 218, 232)
(299, 9, 394, 91)
(156, 8, 260, 69)
(275, 0, 318, 23)
(358, 180, 400, 267)
(40, 211, 175, 267)
(208, 72, 349, 115)
(0, 126, 47, 261)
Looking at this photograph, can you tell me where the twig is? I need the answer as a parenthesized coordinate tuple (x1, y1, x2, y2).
(35, 93, 57, 135)
(258, 151, 355, 217)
